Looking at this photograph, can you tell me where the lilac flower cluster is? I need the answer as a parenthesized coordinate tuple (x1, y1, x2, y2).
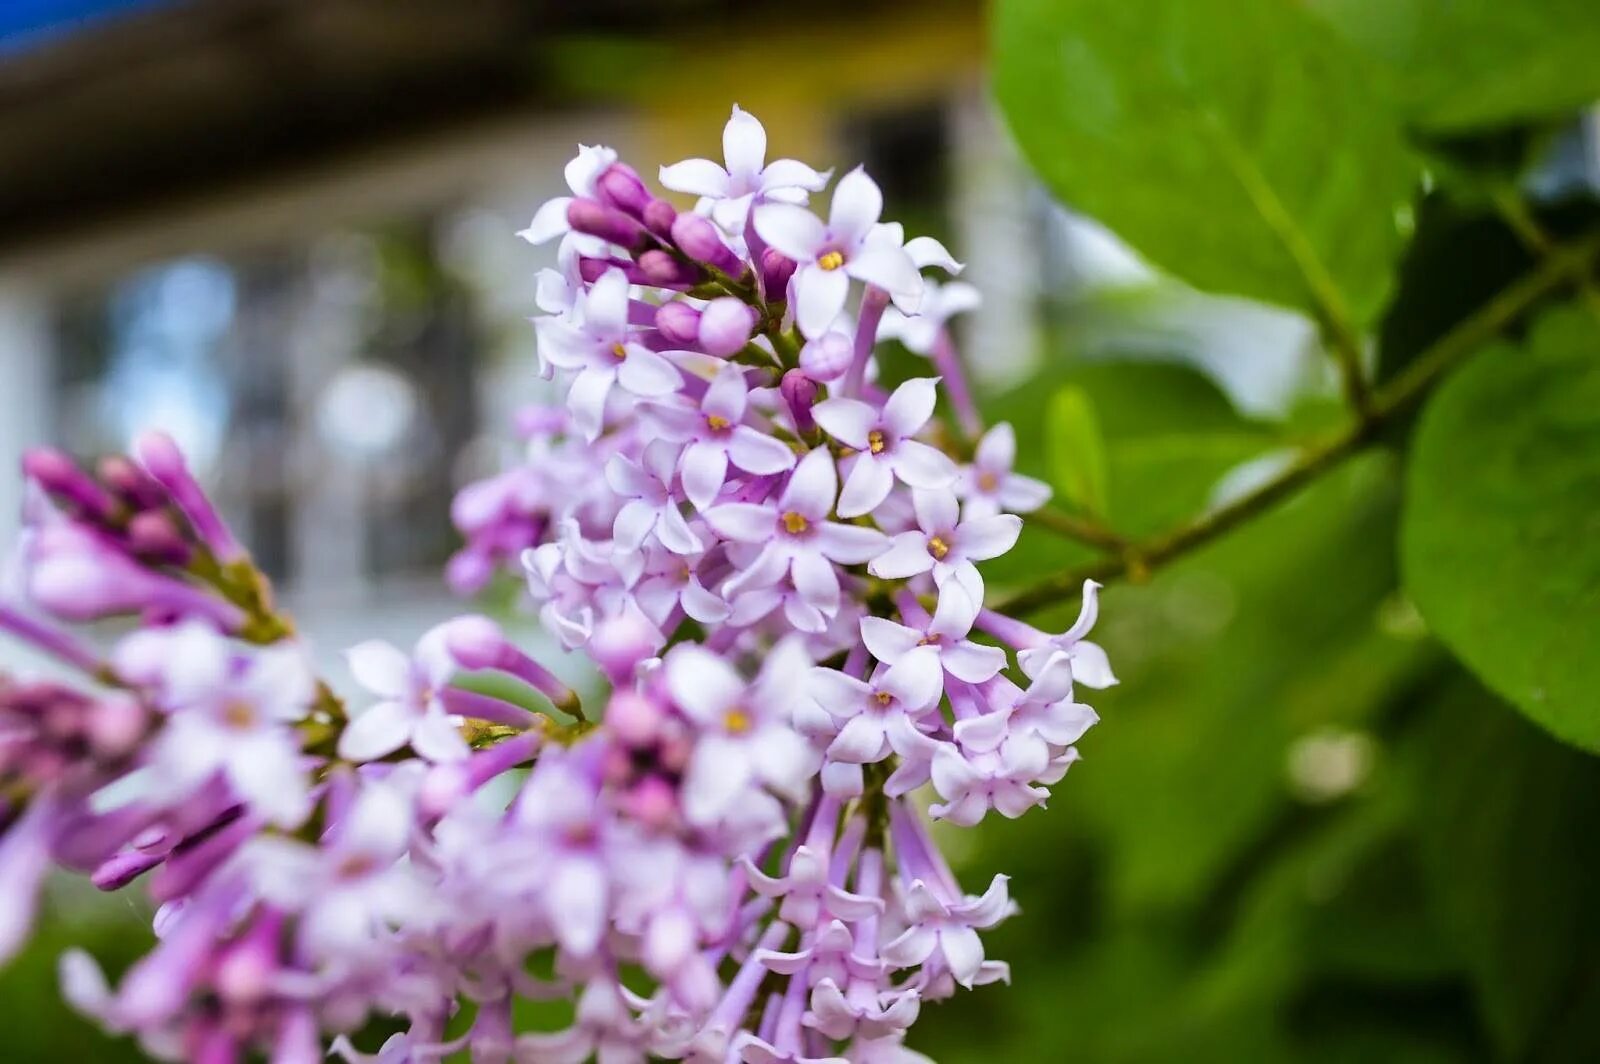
(0, 106, 1112, 1063)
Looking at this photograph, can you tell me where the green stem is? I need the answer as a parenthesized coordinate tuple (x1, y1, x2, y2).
(991, 230, 1600, 619)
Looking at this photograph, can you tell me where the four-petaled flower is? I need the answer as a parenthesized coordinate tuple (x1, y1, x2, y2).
(658, 104, 830, 233)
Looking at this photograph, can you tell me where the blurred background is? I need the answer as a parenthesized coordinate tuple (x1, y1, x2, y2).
(1, 1, 1598, 1061)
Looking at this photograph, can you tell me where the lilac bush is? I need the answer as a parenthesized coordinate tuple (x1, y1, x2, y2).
(0, 107, 1112, 1063)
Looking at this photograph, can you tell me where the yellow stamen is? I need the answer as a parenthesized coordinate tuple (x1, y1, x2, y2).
(874, 690, 893, 706)
(706, 414, 731, 431)
(723, 708, 752, 734)
(978, 470, 999, 493)
(610, 342, 628, 360)
(782, 511, 810, 535)
(867, 430, 887, 455)
(927, 535, 951, 560)
(818, 250, 845, 271)
(222, 700, 256, 729)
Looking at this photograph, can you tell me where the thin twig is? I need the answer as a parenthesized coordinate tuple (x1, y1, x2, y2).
(991, 230, 1600, 619)
(1025, 506, 1129, 553)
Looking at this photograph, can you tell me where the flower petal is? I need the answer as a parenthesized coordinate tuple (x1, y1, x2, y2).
(680, 441, 730, 512)
(956, 513, 1023, 562)
(835, 456, 895, 519)
(847, 245, 923, 306)
(666, 645, 745, 724)
(704, 503, 776, 543)
(617, 348, 683, 397)
(723, 104, 767, 178)
(810, 397, 877, 450)
(658, 157, 730, 199)
(794, 265, 850, 338)
(829, 167, 883, 245)
(860, 616, 921, 664)
(894, 441, 958, 490)
(866, 531, 932, 580)
(752, 203, 826, 262)
(814, 521, 890, 564)
(344, 641, 414, 699)
(780, 448, 838, 519)
(883, 378, 939, 438)
(727, 426, 796, 476)
(337, 699, 417, 763)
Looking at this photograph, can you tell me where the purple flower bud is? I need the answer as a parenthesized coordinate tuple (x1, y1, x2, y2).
(588, 608, 662, 686)
(126, 511, 191, 565)
(96, 455, 166, 511)
(637, 249, 700, 288)
(27, 525, 242, 628)
(642, 199, 678, 239)
(670, 213, 744, 276)
(606, 690, 665, 747)
(566, 198, 647, 251)
(654, 301, 702, 346)
(781, 369, 819, 434)
(135, 431, 246, 563)
(799, 332, 852, 382)
(21, 448, 117, 523)
(595, 164, 652, 218)
(760, 248, 797, 299)
(698, 298, 757, 357)
(443, 615, 579, 714)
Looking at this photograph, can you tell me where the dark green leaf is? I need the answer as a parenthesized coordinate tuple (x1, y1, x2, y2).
(1409, 678, 1600, 1058)
(993, 0, 1418, 323)
(1402, 305, 1600, 750)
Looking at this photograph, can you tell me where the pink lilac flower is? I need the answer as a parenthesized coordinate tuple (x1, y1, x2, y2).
(518, 144, 620, 246)
(608, 440, 704, 556)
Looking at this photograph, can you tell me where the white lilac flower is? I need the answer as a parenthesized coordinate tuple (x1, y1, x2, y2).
(664, 640, 815, 826)
(705, 448, 889, 617)
(879, 278, 982, 356)
(811, 377, 957, 518)
(115, 621, 316, 827)
(1016, 578, 1118, 690)
(518, 143, 619, 246)
(607, 440, 703, 556)
(658, 104, 829, 233)
(859, 587, 1007, 695)
(955, 421, 1052, 519)
(645, 363, 797, 511)
(534, 268, 682, 439)
(338, 624, 470, 764)
(868, 488, 1021, 605)
(754, 167, 923, 337)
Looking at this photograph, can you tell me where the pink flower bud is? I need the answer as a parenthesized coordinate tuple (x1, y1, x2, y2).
(595, 164, 652, 217)
(799, 332, 852, 382)
(760, 247, 797, 298)
(135, 431, 245, 563)
(698, 298, 757, 357)
(22, 448, 116, 522)
(642, 199, 678, 239)
(655, 301, 702, 345)
(606, 690, 664, 747)
(566, 199, 647, 251)
(670, 213, 743, 276)
(637, 249, 699, 288)
(781, 370, 819, 434)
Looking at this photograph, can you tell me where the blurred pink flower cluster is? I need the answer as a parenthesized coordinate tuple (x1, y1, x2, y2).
(0, 106, 1111, 1063)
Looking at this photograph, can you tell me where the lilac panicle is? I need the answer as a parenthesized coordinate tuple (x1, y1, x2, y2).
(0, 103, 1110, 1064)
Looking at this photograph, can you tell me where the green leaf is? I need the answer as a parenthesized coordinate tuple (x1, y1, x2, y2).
(1402, 305, 1600, 751)
(1047, 385, 1110, 517)
(1409, 679, 1600, 1058)
(1309, 0, 1600, 132)
(992, 0, 1418, 325)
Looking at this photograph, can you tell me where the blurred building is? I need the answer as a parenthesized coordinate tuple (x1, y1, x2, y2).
(0, 0, 1045, 648)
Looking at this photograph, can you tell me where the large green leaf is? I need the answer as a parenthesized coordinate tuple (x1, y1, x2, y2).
(1310, 0, 1600, 132)
(1402, 306, 1600, 751)
(992, 0, 1417, 325)
(1409, 679, 1600, 1058)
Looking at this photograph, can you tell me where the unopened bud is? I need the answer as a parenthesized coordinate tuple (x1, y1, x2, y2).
(781, 369, 819, 434)
(799, 332, 852, 382)
(698, 298, 757, 357)
(567, 199, 647, 251)
(670, 213, 744, 276)
(655, 301, 703, 346)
